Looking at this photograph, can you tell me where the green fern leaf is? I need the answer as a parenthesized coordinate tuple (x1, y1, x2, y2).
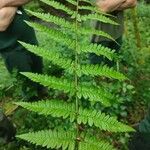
(79, 0, 117, 17)
(21, 73, 113, 106)
(15, 1, 134, 149)
(78, 42, 116, 61)
(40, 0, 75, 15)
(25, 21, 76, 49)
(79, 6, 94, 11)
(17, 129, 75, 150)
(78, 108, 134, 132)
(21, 72, 75, 94)
(79, 64, 127, 80)
(79, 135, 116, 150)
(19, 42, 121, 80)
(81, 13, 118, 25)
(79, 0, 113, 16)
(15, 100, 76, 121)
(26, 21, 115, 60)
(26, 10, 75, 29)
(15, 100, 134, 132)
(79, 27, 115, 41)
(78, 84, 114, 106)
(19, 42, 73, 71)
(79, 5, 115, 19)
(26, 10, 114, 40)
(26, 21, 116, 60)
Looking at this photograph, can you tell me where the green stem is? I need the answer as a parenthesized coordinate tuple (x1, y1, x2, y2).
(131, 8, 142, 49)
(75, 0, 80, 149)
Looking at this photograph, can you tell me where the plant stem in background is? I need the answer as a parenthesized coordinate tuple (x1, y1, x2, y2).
(75, 0, 80, 149)
(131, 8, 142, 49)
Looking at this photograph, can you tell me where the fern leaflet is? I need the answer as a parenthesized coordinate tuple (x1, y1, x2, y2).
(16, 100, 134, 132)
(17, 129, 76, 150)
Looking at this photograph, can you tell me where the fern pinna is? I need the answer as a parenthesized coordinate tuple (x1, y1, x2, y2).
(16, 0, 134, 149)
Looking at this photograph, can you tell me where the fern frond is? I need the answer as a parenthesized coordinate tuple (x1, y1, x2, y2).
(26, 21, 116, 61)
(79, 0, 111, 17)
(21, 73, 113, 106)
(21, 72, 75, 94)
(16, 100, 134, 132)
(79, 27, 114, 41)
(26, 10, 75, 29)
(79, 64, 127, 80)
(16, 1, 134, 149)
(81, 13, 118, 25)
(20, 42, 123, 80)
(30, 22, 116, 61)
(25, 21, 75, 49)
(26, 10, 114, 40)
(16, 100, 76, 121)
(24, 21, 117, 62)
(26, 22, 116, 60)
(79, 135, 116, 150)
(78, 108, 134, 132)
(40, 0, 75, 15)
(17, 129, 75, 150)
(78, 84, 114, 106)
(79, 5, 100, 14)
(79, 43, 116, 61)
(19, 42, 73, 71)
(30, 10, 112, 39)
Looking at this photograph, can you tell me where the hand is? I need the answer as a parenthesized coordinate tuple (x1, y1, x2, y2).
(117, 0, 137, 10)
(0, 7, 17, 31)
(0, 0, 30, 8)
(0, 0, 5, 9)
(96, 0, 126, 13)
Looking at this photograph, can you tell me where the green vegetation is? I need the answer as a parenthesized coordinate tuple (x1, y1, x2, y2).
(0, 1, 149, 150)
